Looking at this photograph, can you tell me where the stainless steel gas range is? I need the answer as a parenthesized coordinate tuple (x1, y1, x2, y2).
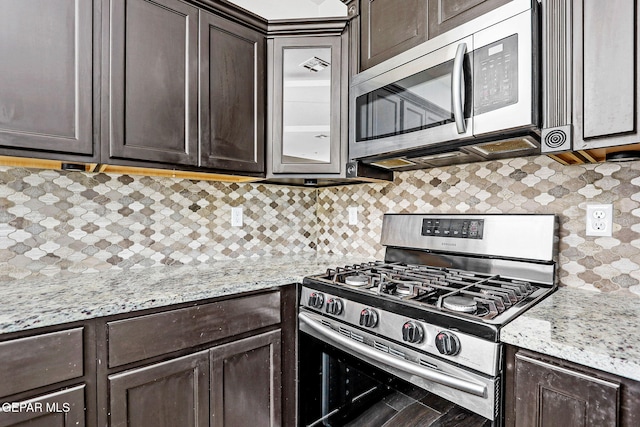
(298, 214, 557, 426)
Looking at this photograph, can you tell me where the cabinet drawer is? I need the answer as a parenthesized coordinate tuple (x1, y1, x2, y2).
(0, 385, 85, 427)
(108, 292, 281, 367)
(0, 328, 84, 398)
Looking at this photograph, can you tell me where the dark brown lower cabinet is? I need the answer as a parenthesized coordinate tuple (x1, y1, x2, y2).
(0, 385, 86, 427)
(108, 330, 282, 427)
(109, 351, 210, 427)
(0, 287, 295, 427)
(102, 288, 294, 427)
(0, 327, 92, 427)
(211, 330, 281, 427)
(505, 345, 640, 427)
(514, 352, 619, 426)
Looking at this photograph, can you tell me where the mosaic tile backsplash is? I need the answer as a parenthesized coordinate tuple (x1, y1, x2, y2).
(1, 154, 640, 297)
(316, 155, 640, 297)
(0, 167, 316, 281)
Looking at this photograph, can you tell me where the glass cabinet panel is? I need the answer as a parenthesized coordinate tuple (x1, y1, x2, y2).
(270, 36, 343, 174)
(282, 46, 332, 164)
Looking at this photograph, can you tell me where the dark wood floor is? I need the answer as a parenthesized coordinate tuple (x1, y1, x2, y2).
(344, 383, 491, 427)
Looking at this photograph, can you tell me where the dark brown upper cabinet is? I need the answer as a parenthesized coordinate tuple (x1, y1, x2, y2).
(199, 11, 265, 173)
(360, 0, 428, 70)
(0, 0, 97, 159)
(572, 0, 640, 151)
(105, 0, 199, 166)
(427, 0, 513, 39)
(358, 0, 512, 72)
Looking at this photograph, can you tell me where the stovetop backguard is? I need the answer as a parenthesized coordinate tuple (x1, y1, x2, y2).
(380, 213, 558, 266)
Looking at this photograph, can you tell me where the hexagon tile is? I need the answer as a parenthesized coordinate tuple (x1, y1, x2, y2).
(316, 155, 640, 298)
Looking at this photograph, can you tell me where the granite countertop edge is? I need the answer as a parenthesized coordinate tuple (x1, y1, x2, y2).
(4, 259, 639, 384)
(0, 254, 370, 335)
(501, 286, 640, 382)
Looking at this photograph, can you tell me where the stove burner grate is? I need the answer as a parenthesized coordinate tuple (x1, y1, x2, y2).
(317, 262, 541, 321)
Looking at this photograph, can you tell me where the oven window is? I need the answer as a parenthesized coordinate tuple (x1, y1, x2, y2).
(299, 332, 491, 427)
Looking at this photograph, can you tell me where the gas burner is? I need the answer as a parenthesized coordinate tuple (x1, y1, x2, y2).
(345, 275, 369, 287)
(379, 281, 413, 296)
(442, 296, 477, 313)
(394, 285, 412, 296)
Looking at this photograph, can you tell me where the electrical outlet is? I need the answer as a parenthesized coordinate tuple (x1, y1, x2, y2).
(348, 207, 358, 225)
(231, 207, 243, 227)
(585, 204, 613, 237)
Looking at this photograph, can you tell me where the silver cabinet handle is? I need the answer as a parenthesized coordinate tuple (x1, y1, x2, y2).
(299, 312, 487, 397)
(452, 42, 467, 134)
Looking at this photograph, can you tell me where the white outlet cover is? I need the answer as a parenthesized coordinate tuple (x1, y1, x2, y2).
(585, 204, 613, 237)
(348, 207, 358, 225)
(231, 207, 243, 227)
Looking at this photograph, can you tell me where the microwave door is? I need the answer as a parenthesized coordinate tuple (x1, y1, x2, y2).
(472, 9, 538, 137)
(349, 35, 474, 160)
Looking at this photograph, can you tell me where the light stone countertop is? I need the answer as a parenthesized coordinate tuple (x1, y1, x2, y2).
(5, 258, 640, 383)
(501, 286, 640, 382)
(0, 254, 371, 335)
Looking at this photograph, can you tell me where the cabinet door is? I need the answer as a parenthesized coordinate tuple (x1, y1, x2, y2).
(109, 351, 209, 427)
(360, 0, 427, 70)
(200, 12, 265, 173)
(427, 0, 512, 39)
(210, 330, 281, 427)
(270, 36, 344, 174)
(514, 353, 620, 427)
(0, 385, 85, 427)
(0, 0, 94, 156)
(106, 0, 198, 165)
(572, 0, 639, 150)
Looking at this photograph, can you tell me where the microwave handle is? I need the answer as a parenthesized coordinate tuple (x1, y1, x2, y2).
(452, 42, 467, 134)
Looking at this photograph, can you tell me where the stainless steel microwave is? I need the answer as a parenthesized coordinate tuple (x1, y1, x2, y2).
(349, 0, 540, 169)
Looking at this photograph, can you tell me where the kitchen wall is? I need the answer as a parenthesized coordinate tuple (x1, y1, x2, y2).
(0, 166, 316, 281)
(317, 155, 640, 297)
(1, 155, 639, 297)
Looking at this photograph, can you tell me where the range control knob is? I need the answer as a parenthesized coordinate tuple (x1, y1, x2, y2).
(401, 321, 424, 343)
(325, 298, 344, 315)
(359, 308, 378, 328)
(308, 292, 324, 309)
(435, 331, 460, 356)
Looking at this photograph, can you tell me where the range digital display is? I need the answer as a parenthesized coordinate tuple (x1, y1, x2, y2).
(421, 218, 484, 239)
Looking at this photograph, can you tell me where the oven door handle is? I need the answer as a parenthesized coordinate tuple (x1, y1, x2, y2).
(299, 313, 487, 398)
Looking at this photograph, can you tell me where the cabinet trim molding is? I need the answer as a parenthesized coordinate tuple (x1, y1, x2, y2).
(515, 353, 620, 389)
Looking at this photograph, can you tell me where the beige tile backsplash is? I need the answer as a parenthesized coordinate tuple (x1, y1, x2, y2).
(316, 155, 640, 297)
(1, 154, 639, 296)
(0, 167, 316, 281)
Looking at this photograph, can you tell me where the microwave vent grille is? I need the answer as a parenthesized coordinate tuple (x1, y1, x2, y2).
(473, 137, 537, 155)
(370, 158, 416, 169)
(541, 0, 573, 153)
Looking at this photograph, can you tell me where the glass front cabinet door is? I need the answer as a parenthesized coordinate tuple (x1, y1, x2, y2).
(268, 34, 346, 176)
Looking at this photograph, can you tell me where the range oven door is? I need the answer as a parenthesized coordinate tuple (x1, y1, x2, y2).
(298, 311, 498, 427)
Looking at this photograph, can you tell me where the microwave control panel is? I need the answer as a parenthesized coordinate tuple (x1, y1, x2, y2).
(474, 34, 519, 115)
